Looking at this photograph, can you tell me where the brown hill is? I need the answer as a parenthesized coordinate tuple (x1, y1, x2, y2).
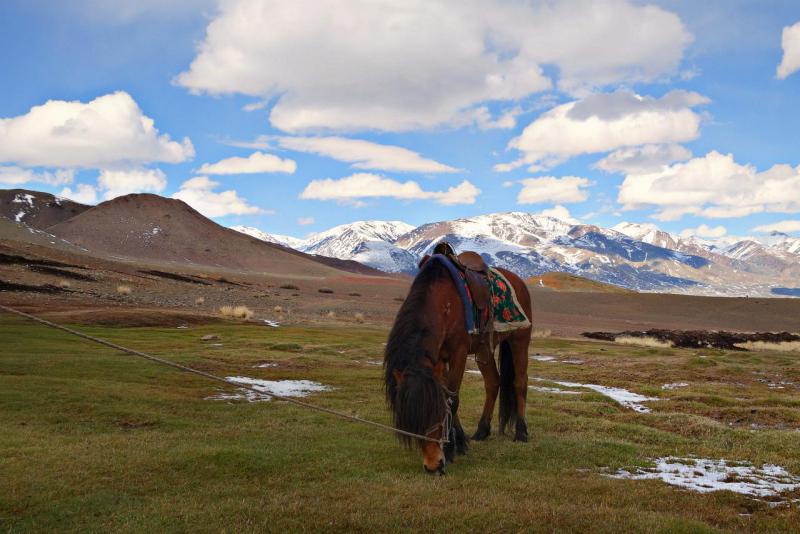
(529, 272, 633, 293)
(0, 189, 90, 229)
(47, 193, 385, 277)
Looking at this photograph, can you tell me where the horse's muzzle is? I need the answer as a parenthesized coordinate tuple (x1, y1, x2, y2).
(423, 459, 446, 476)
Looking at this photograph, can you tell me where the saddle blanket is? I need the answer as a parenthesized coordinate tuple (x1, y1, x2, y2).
(428, 254, 530, 334)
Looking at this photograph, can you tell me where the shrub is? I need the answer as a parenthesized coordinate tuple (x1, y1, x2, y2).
(280, 283, 299, 290)
(58, 280, 72, 289)
(354, 312, 365, 323)
(273, 305, 283, 313)
(195, 296, 205, 305)
(532, 328, 552, 338)
(734, 341, 800, 353)
(318, 287, 334, 294)
(348, 292, 361, 297)
(615, 336, 673, 349)
(116, 285, 132, 296)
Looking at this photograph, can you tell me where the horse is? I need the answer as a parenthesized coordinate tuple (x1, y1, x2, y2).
(383, 255, 533, 474)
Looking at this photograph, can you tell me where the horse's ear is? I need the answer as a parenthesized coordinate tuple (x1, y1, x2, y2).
(418, 254, 431, 269)
(392, 369, 405, 385)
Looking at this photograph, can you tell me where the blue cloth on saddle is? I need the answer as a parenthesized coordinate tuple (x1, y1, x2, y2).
(425, 254, 476, 333)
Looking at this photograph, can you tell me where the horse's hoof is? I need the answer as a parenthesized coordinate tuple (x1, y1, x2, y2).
(513, 433, 528, 443)
(472, 425, 491, 441)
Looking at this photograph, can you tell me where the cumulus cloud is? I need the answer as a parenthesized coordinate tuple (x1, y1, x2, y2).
(537, 205, 580, 224)
(59, 184, 98, 205)
(97, 168, 167, 200)
(198, 152, 296, 175)
(618, 151, 800, 221)
(0, 92, 194, 168)
(500, 90, 708, 171)
(271, 136, 457, 173)
(679, 224, 728, 239)
(752, 220, 800, 234)
(777, 21, 800, 79)
(596, 144, 692, 174)
(0, 166, 74, 186)
(516, 176, 590, 205)
(172, 176, 264, 217)
(299, 173, 479, 205)
(177, 0, 690, 132)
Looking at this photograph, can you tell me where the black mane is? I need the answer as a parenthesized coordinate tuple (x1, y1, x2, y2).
(383, 257, 450, 445)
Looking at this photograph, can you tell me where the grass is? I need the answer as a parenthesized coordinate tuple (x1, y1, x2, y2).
(219, 305, 254, 320)
(735, 341, 800, 353)
(615, 335, 675, 349)
(2, 315, 800, 531)
(116, 285, 132, 296)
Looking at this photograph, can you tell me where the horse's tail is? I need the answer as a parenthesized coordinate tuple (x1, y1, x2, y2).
(498, 339, 517, 434)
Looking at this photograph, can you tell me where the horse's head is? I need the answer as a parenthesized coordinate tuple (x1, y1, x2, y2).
(386, 360, 450, 475)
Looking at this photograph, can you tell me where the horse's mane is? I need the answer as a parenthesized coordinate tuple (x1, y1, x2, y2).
(383, 257, 450, 443)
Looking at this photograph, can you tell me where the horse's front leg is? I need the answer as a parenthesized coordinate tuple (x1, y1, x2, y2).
(443, 349, 469, 462)
(473, 343, 499, 441)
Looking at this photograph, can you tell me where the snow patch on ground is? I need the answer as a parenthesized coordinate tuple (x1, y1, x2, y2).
(662, 382, 689, 390)
(531, 355, 555, 361)
(206, 376, 331, 402)
(529, 385, 583, 395)
(254, 363, 279, 368)
(609, 457, 800, 501)
(532, 377, 657, 412)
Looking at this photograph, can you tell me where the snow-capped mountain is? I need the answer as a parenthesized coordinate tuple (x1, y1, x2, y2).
(231, 225, 307, 250)
(232, 213, 800, 296)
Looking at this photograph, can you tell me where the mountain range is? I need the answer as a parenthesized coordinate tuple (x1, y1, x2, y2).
(233, 213, 800, 297)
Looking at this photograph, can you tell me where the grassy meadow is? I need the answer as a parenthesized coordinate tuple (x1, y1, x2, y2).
(2, 314, 800, 532)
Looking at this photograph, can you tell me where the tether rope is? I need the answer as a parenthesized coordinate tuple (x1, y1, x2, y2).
(0, 303, 445, 444)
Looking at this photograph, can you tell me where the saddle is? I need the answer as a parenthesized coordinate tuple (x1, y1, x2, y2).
(432, 242, 494, 364)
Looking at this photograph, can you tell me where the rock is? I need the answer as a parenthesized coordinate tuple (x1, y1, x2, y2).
(201, 334, 220, 341)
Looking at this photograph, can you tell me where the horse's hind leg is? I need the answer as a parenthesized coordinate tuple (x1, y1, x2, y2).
(510, 330, 531, 442)
(472, 346, 499, 440)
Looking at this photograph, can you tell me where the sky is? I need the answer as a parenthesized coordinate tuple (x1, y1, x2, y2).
(1, 0, 799, 241)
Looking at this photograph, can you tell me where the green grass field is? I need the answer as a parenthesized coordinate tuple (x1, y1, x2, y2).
(2, 314, 800, 532)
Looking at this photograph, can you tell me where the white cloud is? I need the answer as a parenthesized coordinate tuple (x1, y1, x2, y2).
(172, 176, 264, 217)
(198, 152, 296, 175)
(298, 217, 314, 225)
(777, 21, 800, 80)
(299, 173, 479, 205)
(0, 166, 74, 186)
(618, 151, 800, 221)
(59, 184, 98, 205)
(537, 205, 580, 224)
(177, 0, 690, 132)
(596, 144, 692, 174)
(273, 136, 457, 173)
(0, 92, 194, 168)
(516, 176, 590, 205)
(97, 168, 167, 200)
(679, 224, 727, 239)
(502, 90, 708, 171)
(752, 220, 800, 234)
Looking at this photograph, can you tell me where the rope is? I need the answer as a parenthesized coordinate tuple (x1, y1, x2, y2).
(0, 303, 445, 444)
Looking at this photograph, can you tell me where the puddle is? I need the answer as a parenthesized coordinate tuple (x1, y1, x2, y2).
(662, 382, 689, 390)
(206, 376, 331, 402)
(608, 457, 800, 502)
(532, 378, 657, 413)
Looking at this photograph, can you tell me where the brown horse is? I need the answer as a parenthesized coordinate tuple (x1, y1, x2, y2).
(384, 256, 532, 474)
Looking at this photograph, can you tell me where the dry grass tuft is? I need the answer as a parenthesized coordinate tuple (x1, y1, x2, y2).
(318, 287, 334, 294)
(354, 312, 365, 323)
(273, 305, 283, 314)
(348, 292, 361, 297)
(58, 280, 72, 289)
(116, 285, 132, 296)
(219, 305, 254, 320)
(280, 284, 299, 290)
(533, 328, 552, 338)
(195, 296, 205, 306)
(734, 341, 800, 353)
(615, 335, 673, 349)
(326, 310, 336, 319)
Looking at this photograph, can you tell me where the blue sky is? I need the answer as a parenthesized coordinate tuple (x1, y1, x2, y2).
(1, 0, 799, 240)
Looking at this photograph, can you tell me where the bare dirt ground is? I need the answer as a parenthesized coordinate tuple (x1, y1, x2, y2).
(3, 237, 800, 336)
